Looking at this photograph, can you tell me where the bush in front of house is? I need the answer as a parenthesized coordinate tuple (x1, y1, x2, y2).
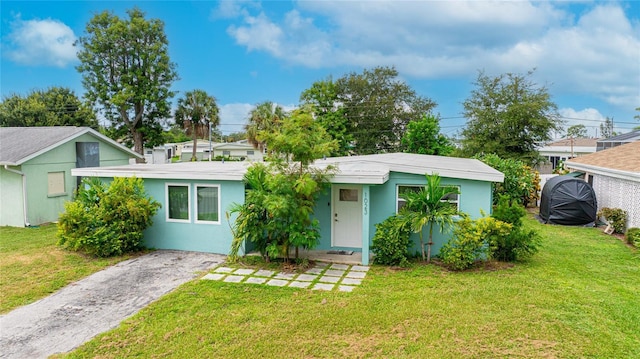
(371, 215, 413, 267)
(598, 207, 627, 234)
(57, 177, 160, 257)
(439, 215, 512, 271)
(626, 228, 640, 248)
(490, 196, 541, 262)
(475, 153, 540, 207)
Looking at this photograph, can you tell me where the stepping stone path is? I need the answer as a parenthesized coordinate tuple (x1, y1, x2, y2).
(202, 263, 369, 292)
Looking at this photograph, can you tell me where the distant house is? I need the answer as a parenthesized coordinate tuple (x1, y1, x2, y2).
(72, 153, 503, 265)
(178, 140, 263, 162)
(596, 130, 640, 151)
(537, 137, 599, 173)
(565, 141, 640, 230)
(0, 127, 141, 227)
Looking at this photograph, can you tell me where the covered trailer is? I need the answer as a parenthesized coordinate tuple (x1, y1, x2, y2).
(539, 175, 597, 225)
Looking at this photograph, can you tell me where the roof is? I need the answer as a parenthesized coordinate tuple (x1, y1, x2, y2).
(597, 130, 640, 143)
(565, 141, 640, 182)
(0, 127, 142, 165)
(72, 153, 504, 184)
(546, 138, 599, 147)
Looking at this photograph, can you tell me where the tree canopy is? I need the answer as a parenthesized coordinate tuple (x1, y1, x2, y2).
(0, 87, 97, 128)
(401, 114, 454, 156)
(566, 124, 588, 138)
(174, 90, 219, 161)
(76, 8, 178, 161)
(599, 117, 616, 138)
(460, 70, 562, 166)
(245, 101, 286, 153)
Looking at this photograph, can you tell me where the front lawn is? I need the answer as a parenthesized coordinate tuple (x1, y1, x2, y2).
(60, 217, 640, 357)
(0, 225, 134, 313)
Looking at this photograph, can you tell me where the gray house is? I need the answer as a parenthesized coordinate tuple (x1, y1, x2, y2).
(0, 127, 141, 227)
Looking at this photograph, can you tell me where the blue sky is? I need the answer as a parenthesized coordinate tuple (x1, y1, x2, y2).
(1, 1, 639, 138)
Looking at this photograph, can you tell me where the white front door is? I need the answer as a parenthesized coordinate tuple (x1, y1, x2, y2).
(332, 185, 363, 248)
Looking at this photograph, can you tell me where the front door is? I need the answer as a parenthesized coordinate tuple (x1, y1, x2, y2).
(332, 185, 363, 248)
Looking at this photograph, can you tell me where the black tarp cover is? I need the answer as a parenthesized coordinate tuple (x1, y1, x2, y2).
(539, 175, 597, 225)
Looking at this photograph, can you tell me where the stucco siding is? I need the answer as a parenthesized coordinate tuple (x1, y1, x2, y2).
(141, 179, 245, 254)
(20, 133, 134, 225)
(592, 174, 640, 229)
(0, 167, 25, 226)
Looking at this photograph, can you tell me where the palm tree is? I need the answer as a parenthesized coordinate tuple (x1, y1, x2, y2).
(174, 90, 219, 161)
(400, 173, 459, 262)
(245, 101, 286, 154)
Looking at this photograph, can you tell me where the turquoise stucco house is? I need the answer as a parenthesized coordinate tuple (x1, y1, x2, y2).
(0, 127, 142, 227)
(72, 153, 504, 265)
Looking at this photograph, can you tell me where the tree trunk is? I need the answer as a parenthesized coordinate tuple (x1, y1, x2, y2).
(191, 126, 198, 162)
(427, 222, 434, 263)
(133, 130, 145, 163)
(420, 231, 426, 262)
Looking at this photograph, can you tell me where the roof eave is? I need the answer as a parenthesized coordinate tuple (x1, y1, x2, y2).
(565, 161, 640, 182)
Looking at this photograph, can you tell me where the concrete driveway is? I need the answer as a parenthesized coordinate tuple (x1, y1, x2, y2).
(0, 250, 225, 359)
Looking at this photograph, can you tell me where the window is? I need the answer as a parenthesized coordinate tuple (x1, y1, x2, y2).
(166, 184, 190, 222)
(47, 171, 66, 196)
(339, 188, 358, 202)
(396, 185, 460, 213)
(247, 150, 254, 155)
(195, 185, 220, 223)
(222, 150, 231, 156)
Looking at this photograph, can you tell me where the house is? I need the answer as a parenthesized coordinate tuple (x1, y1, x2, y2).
(178, 140, 263, 161)
(71, 153, 504, 265)
(0, 127, 142, 227)
(537, 137, 599, 173)
(596, 130, 640, 151)
(564, 141, 640, 229)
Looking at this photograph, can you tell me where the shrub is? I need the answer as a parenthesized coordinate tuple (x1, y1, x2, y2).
(598, 207, 627, 234)
(440, 215, 512, 271)
(57, 177, 160, 257)
(490, 196, 541, 261)
(626, 228, 640, 248)
(371, 215, 413, 266)
(476, 154, 540, 207)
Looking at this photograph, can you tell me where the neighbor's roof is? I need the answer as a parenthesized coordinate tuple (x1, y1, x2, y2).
(0, 127, 142, 165)
(597, 130, 640, 143)
(72, 153, 505, 184)
(544, 138, 599, 147)
(565, 141, 640, 182)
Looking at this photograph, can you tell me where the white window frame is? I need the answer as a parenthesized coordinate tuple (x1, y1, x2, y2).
(396, 184, 460, 213)
(194, 184, 221, 225)
(166, 183, 191, 223)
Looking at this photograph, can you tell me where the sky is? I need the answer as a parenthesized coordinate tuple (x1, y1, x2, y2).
(1, 0, 639, 139)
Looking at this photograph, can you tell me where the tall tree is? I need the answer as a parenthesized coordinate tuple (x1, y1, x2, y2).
(76, 8, 178, 162)
(566, 124, 588, 138)
(400, 173, 459, 262)
(335, 66, 436, 154)
(300, 78, 352, 156)
(401, 114, 454, 155)
(599, 117, 616, 138)
(245, 101, 286, 153)
(460, 70, 562, 166)
(174, 90, 219, 161)
(0, 87, 97, 128)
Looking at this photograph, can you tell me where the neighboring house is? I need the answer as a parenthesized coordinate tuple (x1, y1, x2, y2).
(178, 140, 263, 161)
(0, 127, 142, 227)
(211, 142, 263, 161)
(537, 137, 599, 173)
(140, 144, 177, 164)
(565, 141, 640, 230)
(596, 130, 640, 151)
(72, 153, 504, 265)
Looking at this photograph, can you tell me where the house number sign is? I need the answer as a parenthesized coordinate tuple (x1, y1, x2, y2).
(363, 191, 368, 215)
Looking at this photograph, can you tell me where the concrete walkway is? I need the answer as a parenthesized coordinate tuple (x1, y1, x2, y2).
(0, 250, 225, 359)
(203, 262, 370, 292)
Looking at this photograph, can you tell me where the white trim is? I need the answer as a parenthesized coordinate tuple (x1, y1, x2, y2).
(564, 161, 640, 183)
(165, 183, 191, 223)
(194, 184, 221, 225)
(396, 184, 461, 213)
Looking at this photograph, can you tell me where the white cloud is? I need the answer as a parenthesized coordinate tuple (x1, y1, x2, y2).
(556, 107, 631, 138)
(4, 16, 77, 67)
(225, 1, 639, 112)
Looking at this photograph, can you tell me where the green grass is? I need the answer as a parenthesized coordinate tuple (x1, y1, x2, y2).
(53, 218, 640, 357)
(0, 224, 134, 313)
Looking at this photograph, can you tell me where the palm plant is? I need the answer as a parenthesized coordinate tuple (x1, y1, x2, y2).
(245, 101, 286, 154)
(174, 90, 219, 161)
(400, 173, 459, 262)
